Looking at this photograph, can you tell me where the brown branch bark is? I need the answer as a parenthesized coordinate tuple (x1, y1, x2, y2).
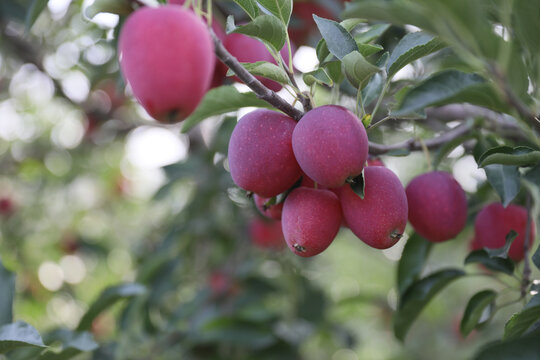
(209, 28, 304, 121)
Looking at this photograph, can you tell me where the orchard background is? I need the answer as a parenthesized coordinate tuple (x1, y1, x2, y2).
(1, 0, 540, 359)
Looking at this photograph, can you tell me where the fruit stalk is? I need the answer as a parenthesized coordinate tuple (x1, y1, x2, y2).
(208, 27, 304, 121)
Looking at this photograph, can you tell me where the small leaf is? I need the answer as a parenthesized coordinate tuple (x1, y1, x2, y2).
(387, 32, 445, 77)
(324, 61, 344, 84)
(227, 15, 287, 52)
(386, 148, 411, 157)
(25, 0, 48, 30)
(227, 61, 289, 84)
(0, 321, 46, 354)
(474, 332, 540, 360)
(478, 146, 540, 168)
(504, 294, 540, 340)
(485, 230, 518, 259)
(464, 250, 515, 275)
(77, 283, 146, 331)
(342, 51, 380, 89)
(460, 290, 497, 337)
(354, 23, 391, 44)
(393, 70, 508, 116)
(313, 15, 358, 60)
(39, 329, 98, 360)
(397, 233, 432, 296)
(303, 68, 333, 87)
(0, 259, 14, 326)
(349, 172, 365, 199)
(232, 0, 260, 19)
(257, 0, 292, 25)
(83, 0, 131, 19)
(181, 86, 274, 133)
(361, 72, 384, 108)
(393, 269, 465, 341)
(484, 164, 521, 207)
(357, 43, 384, 57)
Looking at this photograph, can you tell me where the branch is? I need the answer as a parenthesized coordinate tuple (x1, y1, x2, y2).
(369, 121, 474, 155)
(209, 28, 304, 121)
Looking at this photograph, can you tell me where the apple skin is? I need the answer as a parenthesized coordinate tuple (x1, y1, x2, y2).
(249, 218, 285, 249)
(406, 171, 468, 242)
(254, 194, 283, 220)
(339, 167, 408, 249)
(475, 202, 536, 262)
(118, 5, 214, 123)
(367, 156, 384, 167)
(281, 187, 342, 257)
(224, 33, 291, 92)
(0, 196, 15, 216)
(292, 105, 368, 188)
(228, 109, 301, 197)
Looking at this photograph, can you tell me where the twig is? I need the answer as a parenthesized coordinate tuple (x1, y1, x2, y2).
(521, 194, 533, 298)
(209, 28, 304, 121)
(369, 121, 474, 155)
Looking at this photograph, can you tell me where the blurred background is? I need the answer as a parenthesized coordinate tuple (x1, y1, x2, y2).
(0, 0, 537, 359)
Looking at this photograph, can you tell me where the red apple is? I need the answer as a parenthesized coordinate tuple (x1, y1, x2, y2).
(249, 218, 285, 249)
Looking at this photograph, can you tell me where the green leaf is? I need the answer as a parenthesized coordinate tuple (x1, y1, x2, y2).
(464, 250, 515, 275)
(313, 15, 358, 60)
(232, 0, 260, 19)
(39, 330, 98, 360)
(474, 332, 540, 360)
(357, 43, 384, 57)
(198, 317, 276, 349)
(0, 321, 46, 354)
(227, 15, 287, 52)
(460, 290, 497, 337)
(25, 0, 48, 30)
(324, 61, 344, 84)
(397, 233, 432, 296)
(227, 61, 289, 84)
(361, 72, 384, 108)
(303, 68, 333, 87)
(77, 283, 146, 331)
(393, 70, 507, 117)
(181, 86, 274, 133)
(349, 172, 365, 199)
(504, 294, 540, 340)
(485, 230, 518, 259)
(257, 0, 292, 25)
(513, 1, 540, 55)
(315, 38, 330, 64)
(387, 32, 445, 77)
(83, 0, 131, 19)
(0, 260, 14, 326)
(354, 23, 391, 44)
(342, 51, 380, 89)
(478, 146, 540, 168)
(393, 269, 465, 341)
(484, 164, 521, 207)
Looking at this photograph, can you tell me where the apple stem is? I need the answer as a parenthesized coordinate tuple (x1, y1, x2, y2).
(208, 28, 304, 121)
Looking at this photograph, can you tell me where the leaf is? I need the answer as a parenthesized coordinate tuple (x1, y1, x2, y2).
(478, 146, 540, 168)
(393, 269, 465, 341)
(342, 51, 380, 89)
(83, 0, 131, 19)
(349, 172, 365, 199)
(257, 0, 292, 25)
(313, 15, 358, 60)
(0, 260, 14, 326)
(387, 32, 445, 77)
(303, 68, 333, 87)
(393, 70, 508, 117)
(198, 317, 276, 349)
(460, 290, 497, 337)
(324, 61, 344, 84)
(181, 86, 274, 133)
(39, 330, 98, 360)
(232, 0, 260, 19)
(485, 230, 518, 259)
(474, 333, 540, 360)
(504, 294, 540, 340)
(354, 23, 391, 44)
(464, 250, 515, 275)
(396, 233, 432, 296)
(77, 283, 146, 331)
(484, 164, 521, 207)
(432, 132, 476, 170)
(227, 61, 289, 84)
(227, 15, 287, 52)
(357, 43, 384, 57)
(513, 1, 540, 55)
(0, 321, 46, 354)
(361, 72, 384, 108)
(25, 0, 48, 31)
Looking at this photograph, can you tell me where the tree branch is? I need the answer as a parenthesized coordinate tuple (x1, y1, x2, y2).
(369, 121, 475, 155)
(209, 28, 304, 121)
